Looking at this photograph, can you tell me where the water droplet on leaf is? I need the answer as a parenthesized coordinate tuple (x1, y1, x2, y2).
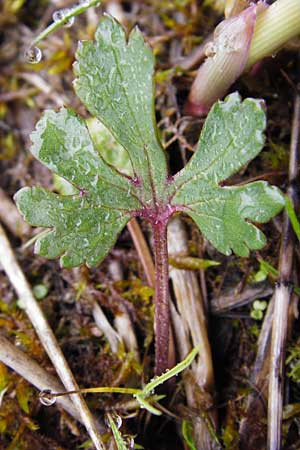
(39, 389, 56, 406)
(105, 412, 123, 429)
(24, 46, 42, 64)
(113, 414, 122, 429)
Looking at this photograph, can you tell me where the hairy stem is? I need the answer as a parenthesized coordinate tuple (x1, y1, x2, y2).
(152, 221, 170, 375)
(127, 219, 176, 367)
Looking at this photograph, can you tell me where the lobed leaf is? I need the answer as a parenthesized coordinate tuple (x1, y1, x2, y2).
(15, 187, 129, 268)
(174, 93, 266, 196)
(74, 14, 169, 203)
(184, 182, 284, 256)
(173, 94, 284, 256)
(29, 108, 140, 210)
(14, 106, 142, 267)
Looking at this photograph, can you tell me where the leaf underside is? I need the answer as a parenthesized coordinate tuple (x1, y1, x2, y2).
(15, 15, 284, 268)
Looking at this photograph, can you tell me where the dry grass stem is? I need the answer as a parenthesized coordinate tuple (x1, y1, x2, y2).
(0, 188, 31, 237)
(0, 223, 105, 450)
(268, 94, 300, 450)
(0, 335, 83, 423)
(168, 217, 219, 450)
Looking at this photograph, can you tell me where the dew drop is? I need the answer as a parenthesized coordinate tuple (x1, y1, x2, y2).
(65, 16, 75, 28)
(53, 9, 64, 22)
(39, 389, 56, 406)
(112, 413, 123, 429)
(24, 46, 42, 64)
(204, 42, 216, 58)
(105, 412, 123, 429)
(53, 9, 75, 28)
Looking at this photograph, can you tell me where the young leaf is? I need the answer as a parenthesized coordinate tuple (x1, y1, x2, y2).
(15, 14, 285, 373)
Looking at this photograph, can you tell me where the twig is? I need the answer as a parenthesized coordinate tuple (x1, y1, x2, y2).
(0, 335, 83, 424)
(239, 297, 274, 449)
(211, 282, 273, 314)
(92, 301, 121, 353)
(108, 260, 140, 362)
(18, 72, 67, 107)
(0, 88, 37, 102)
(105, 0, 125, 23)
(127, 218, 155, 288)
(0, 188, 31, 237)
(171, 34, 212, 70)
(268, 95, 300, 450)
(168, 217, 219, 450)
(0, 223, 105, 450)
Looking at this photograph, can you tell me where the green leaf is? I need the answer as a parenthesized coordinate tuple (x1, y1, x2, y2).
(74, 14, 169, 203)
(182, 420, 197, 450)
(53, 174, 78, 195)
(15, 187, 129, 268)
(0, 363, 9, 392)
(256, 258, 279, 279)
(132, 345, 198, 416)
(106, 413, 128, 450)
(28, 108, 139, 211)
(86, 118, 133, 177)
(172, 94, 285, 256)
(14, 107, 142, 268)
(174, 94, 267, 192)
